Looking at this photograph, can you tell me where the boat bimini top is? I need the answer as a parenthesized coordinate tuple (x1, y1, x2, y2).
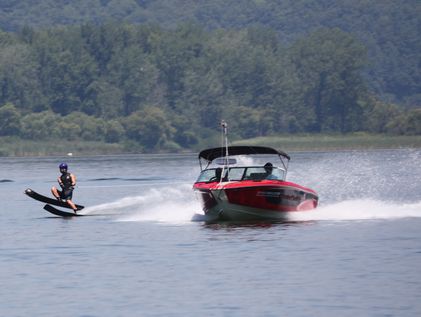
(198, 145, 290, 172)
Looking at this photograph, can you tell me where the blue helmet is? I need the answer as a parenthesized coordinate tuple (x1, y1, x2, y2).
(59, 163, 68, 170)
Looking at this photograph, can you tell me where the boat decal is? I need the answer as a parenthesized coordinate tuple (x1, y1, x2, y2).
(256, 191, 302, 202)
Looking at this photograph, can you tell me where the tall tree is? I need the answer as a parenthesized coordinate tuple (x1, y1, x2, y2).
(0, 103, 21, 135)
(289, 28, 368, 132)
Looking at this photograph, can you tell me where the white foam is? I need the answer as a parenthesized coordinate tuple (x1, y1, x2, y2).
(289, 199, 421, 222)
(81, 183, 421, 223)
(83, 184, 201, 223)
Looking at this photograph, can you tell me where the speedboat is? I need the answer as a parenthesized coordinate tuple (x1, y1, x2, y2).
(193, 144, 318, 222)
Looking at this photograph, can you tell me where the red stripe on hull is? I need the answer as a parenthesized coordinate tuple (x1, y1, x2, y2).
(225, 186, 317, 212)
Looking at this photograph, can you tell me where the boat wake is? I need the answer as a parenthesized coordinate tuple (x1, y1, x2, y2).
(82, 184, 421, 223)
(83, 184, 200, 223)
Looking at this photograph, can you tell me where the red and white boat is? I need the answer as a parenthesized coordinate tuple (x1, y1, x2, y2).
(193, 127, 318, 221)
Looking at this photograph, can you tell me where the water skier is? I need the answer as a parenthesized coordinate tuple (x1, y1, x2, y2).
(51, 163, 78, 213)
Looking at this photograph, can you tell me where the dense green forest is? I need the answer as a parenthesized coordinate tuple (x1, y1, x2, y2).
(1, 0, 419, 105)
(0, 1, 420, 153)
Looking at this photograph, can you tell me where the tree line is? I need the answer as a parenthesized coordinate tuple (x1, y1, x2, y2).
(0, 23, 419, 151)
(1, 0, 419, 106)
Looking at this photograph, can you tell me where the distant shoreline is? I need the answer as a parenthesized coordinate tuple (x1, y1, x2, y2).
(232, 134, 421, 152)
(1, 134, 420, 157)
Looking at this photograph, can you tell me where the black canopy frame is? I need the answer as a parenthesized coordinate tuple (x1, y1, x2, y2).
(198, 146, 290, 173)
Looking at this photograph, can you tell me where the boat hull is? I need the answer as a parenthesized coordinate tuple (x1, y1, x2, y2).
(194, 182, 318, 222)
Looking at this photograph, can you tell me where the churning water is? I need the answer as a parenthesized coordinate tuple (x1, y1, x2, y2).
(1, 149, 420, 316)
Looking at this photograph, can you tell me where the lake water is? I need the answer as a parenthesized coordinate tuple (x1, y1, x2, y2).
(1, 149, 421, 317)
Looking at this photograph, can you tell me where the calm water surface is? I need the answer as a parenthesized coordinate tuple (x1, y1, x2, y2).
(1, 149, 420, 317)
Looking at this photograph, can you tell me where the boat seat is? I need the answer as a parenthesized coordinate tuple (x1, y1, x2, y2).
(248, 173, 267, 181)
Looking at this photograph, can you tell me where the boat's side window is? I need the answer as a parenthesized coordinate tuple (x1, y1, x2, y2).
(244, 167, 265, 180)
(196, 169, 218, 182)
(271, 168, 285, 180)
(243, 167, 284, 181)
(226, 167, 245, 181)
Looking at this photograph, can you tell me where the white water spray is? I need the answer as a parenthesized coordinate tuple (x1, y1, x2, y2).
(290, 199, 421, 222)
(82, 186, 421, 224)
(83, 184, 201, 223)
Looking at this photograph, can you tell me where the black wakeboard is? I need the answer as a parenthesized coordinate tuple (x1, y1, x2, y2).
(25, 188, 84, 210)
(43, 204, 84, 217)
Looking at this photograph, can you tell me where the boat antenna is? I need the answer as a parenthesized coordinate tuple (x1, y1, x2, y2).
(220, 120, 229, 182)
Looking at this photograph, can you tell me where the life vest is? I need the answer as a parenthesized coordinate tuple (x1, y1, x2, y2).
(60, 172, 73, 190)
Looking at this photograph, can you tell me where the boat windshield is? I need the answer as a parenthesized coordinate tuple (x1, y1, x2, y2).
(196, 166, 286, 183)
